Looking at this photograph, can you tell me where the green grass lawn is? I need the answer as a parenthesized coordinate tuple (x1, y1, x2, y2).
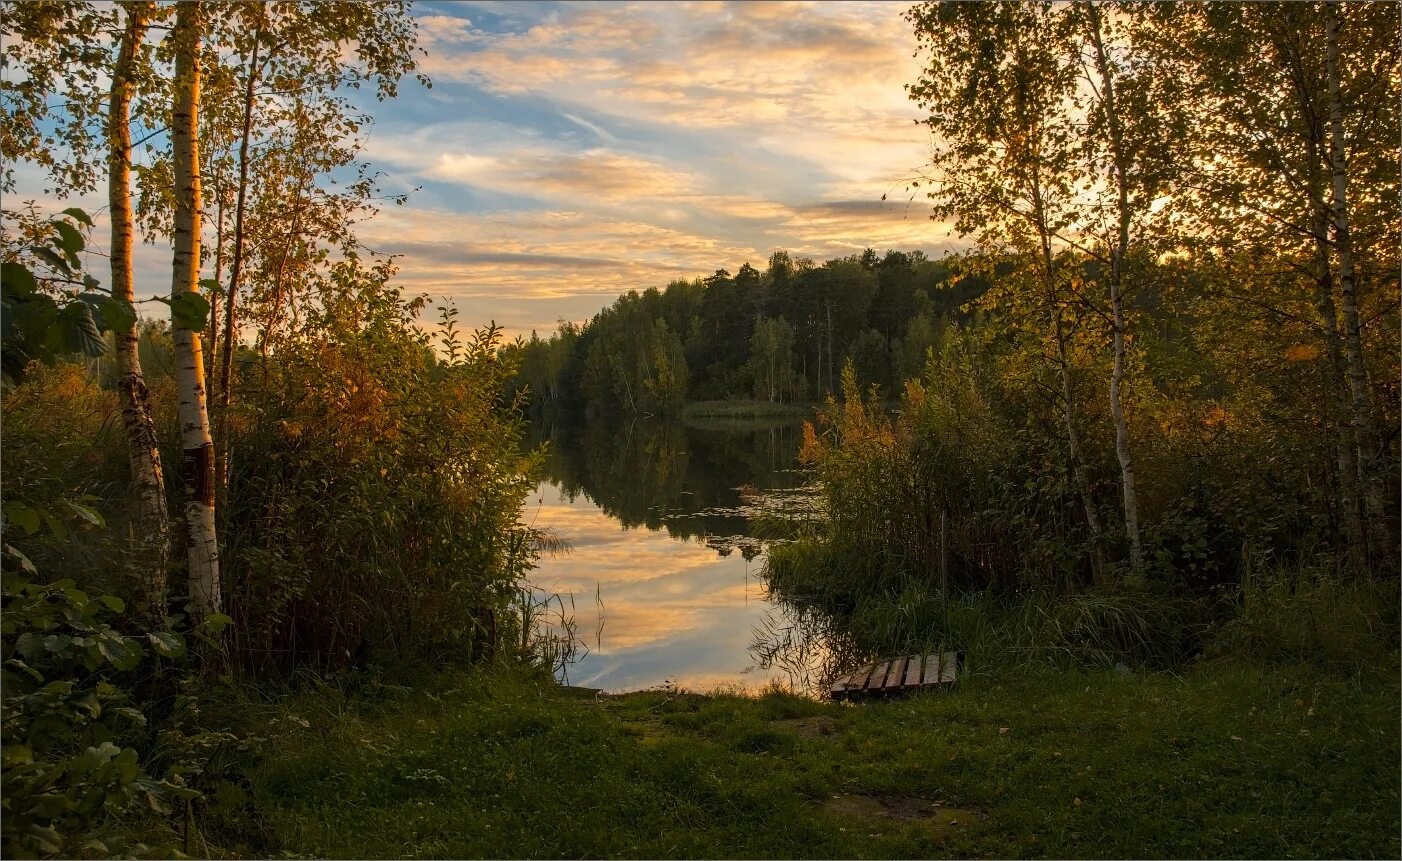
(226, 661, 1399, 859)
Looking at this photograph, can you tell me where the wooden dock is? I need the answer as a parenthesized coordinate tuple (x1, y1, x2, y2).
(829, 652, 959, 700)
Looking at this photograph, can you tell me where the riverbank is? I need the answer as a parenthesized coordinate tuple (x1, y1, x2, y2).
(211, 659, 1397, 858)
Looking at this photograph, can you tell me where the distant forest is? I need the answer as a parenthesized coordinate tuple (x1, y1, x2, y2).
(506, 249, 991, 416)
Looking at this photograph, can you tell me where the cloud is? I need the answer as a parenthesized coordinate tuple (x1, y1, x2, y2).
(354, 0, 964, 336)
(9, 1, 966, 341)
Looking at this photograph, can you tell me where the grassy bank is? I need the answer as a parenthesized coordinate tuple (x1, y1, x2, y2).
(216, 660, 1397, 859)
(765, 541, 1402, 676)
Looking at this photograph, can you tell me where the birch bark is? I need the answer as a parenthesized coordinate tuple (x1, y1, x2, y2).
(170, 0, 221, 618)
(108, 0, 171, 611)
(1324, 0, 1388, 560)
(1085, 3, 1144, 575)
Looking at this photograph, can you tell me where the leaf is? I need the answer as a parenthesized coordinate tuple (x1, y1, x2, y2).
(112, 706, 147, 726)
(2, 543, 37, 576)
(61, 207, 94, 227)
(1, 261, 39, 296)
(1, 744, 34, 768)
(4, 503, 41, 536)
(79, 293, 137, 334)
(97, 636, 142, 670)
(202, 612, 233, 635)
(6, 658, 43, 681)
(56, 301, 106, 357)
(97, 594, 125, 613)
(52, 220, 85, 256)
(33, 246, 70, 274)
(63, 499, 106, 529)
(15, 632, 42, 659)
(157, 292, 211, 331)
(40, 511, 70, 540)
(147, 630, 185, 658)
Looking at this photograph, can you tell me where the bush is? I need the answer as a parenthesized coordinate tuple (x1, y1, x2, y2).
(219, 262, 542, 671)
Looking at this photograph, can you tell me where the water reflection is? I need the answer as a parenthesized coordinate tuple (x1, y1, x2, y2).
(747, 601, 866, 696)
(524, 417, 840, 693)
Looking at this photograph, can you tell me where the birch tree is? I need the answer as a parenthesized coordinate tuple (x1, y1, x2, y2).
(169, 0, 220, 618)
(107, 0, 171, 608)
(2, 2, 174, 605)
(1323, 0, 1389, 560)
(905, 1, 1110, 575)
(1145, 2, 1398, 568)
(1071, 3, 1185, 575)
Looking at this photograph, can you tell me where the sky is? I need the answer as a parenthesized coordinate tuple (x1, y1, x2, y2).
(20, 0, 963, 340)
(355, 0, 960, 338)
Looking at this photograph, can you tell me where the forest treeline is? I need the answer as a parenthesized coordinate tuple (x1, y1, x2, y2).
(507, 249, 989, 415)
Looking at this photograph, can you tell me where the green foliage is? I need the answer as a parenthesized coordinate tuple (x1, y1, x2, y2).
(0, 210, 134, 383)
(509, 249, 978, 418)
(150, 292, 209, 333)
(1213, 567, 1401, 673)
(0, 572, 195, 858)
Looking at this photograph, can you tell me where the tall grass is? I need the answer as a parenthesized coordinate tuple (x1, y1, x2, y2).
(1214, 566, 1400, 672)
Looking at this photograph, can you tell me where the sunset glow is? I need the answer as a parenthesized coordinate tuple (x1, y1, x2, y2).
(361, 1, 959, 337)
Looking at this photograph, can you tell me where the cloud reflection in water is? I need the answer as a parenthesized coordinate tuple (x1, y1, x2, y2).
(526, 480, 815, 693)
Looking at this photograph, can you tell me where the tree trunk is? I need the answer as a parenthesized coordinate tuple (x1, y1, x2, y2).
(1086, 3, 1144, 575)
(1324, 0, 1389, 562)
(170, 0, 221, 619)
(1055, 309, 1104, 568)
(207, 192, 224, 378)
(1311, 204, 1364, 558)
(217, 12, 265, 490)
(108, 0, 170, 613)
(1030, 177, 1104, 578)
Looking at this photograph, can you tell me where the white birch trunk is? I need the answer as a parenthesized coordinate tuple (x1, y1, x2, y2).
(171, 0, 220, 618)
(1086, 4, 1144, 575)
(1324, 0, 1389, 560)
(109, 1, 171, 612)
(1312, 203, 1366, 556)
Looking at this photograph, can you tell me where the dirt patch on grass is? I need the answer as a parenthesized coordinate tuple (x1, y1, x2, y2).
(821, 794, 981, 840)
(772, 716, 840, 738)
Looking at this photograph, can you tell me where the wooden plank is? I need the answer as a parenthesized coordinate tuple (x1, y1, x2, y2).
(921, 652, 944, 686)
(918, 651, 958, 685)
(884, 655, 909, 690)
(866, 661, 890, 692)
(846, 664, 869, 692)
(827, 652, 959, 700)
(939, 652, 958, 683)
(902, 654, 923, 688)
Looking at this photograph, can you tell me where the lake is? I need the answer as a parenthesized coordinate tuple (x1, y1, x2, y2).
(523, 416, 849, 694)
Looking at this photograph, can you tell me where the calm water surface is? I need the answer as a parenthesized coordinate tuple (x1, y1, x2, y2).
(524, 418, 843, 693)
